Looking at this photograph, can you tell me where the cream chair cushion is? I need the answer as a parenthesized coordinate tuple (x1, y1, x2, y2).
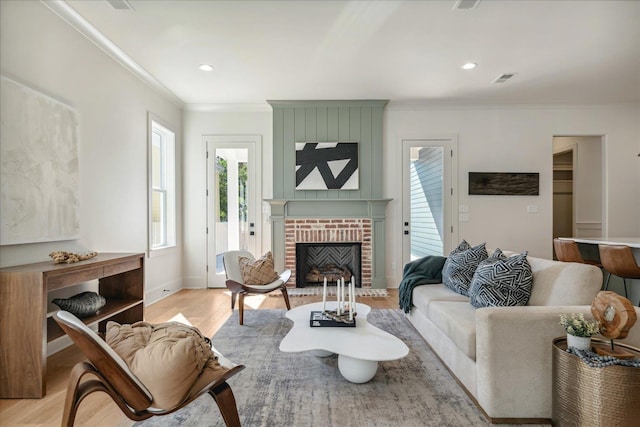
(239, 251, 279, 285)
(106, 321, 226, 410)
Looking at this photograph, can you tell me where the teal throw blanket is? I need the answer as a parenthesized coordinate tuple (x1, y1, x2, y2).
(399, 255, 447, 313)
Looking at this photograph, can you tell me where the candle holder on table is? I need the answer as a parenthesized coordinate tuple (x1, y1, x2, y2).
(312, 276, 358, 327)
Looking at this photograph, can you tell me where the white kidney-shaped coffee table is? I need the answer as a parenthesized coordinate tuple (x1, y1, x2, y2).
(279, 302, 409, 383)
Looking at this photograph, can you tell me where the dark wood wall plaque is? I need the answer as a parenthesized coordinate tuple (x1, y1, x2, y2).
(469, 172, 539, 196)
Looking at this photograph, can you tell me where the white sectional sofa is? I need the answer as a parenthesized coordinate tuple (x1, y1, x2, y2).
(405, 253, 640, 423)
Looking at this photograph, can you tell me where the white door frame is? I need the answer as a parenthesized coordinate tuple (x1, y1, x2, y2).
(552, 135, 607, 239)
(204, 135, 262, 287)
(401, 135, 458, 264)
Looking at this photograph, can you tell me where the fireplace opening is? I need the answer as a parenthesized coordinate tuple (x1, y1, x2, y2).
(296, 242, 362, 288)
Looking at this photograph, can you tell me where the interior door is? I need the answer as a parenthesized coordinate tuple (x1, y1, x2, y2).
(402, 138, 457, 265)
(206, 136, 260, 287)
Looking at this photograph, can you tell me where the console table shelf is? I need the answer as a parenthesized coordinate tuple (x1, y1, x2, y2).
(0, 253, 145, 398)
(46, 298, 143, 341)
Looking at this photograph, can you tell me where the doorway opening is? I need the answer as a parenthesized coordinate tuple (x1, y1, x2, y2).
(552, 136, 605, 258)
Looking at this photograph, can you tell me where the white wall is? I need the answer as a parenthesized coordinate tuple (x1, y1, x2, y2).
(182, 109, 272, 288)
(5, 3, 637, 297)
(384, 104, 640, 287)
(182, 104, 639, 290)
(0, 1, 183, 303)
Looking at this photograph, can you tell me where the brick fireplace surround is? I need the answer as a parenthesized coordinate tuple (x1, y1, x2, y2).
(285, 218, 372, 287)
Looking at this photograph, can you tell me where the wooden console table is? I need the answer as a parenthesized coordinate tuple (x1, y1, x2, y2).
(0, 253, 144, 398)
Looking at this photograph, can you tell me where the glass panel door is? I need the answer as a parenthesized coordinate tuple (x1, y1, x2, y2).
(409, 146, 444, 258)
(402, 138, 457, 264)
(207, 138, 258, 287)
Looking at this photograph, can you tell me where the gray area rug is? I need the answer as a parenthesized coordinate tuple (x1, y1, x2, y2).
(136, 309, 546, 427)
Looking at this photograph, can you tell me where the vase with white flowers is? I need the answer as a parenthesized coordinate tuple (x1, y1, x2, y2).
(559, 313, 600, 351)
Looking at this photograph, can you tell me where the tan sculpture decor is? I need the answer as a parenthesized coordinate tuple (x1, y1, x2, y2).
(590, 290, 638, 358)
(49, 251, 98, 264)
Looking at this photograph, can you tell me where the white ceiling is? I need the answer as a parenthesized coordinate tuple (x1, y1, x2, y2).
(63, 0, 640, 106)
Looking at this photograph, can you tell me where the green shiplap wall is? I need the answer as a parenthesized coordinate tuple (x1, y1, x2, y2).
(269, 100, 387, 199)
(267, 100, 389, 288)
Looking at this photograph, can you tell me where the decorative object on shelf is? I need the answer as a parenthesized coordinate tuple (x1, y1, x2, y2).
(52, 291, 106, 318)
(49, 250, 98, 264)
(559, 313, 600, 351)
(591, 290, 638, 359)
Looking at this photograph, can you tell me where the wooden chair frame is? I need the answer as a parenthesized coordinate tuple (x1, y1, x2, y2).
(222, 250, 291, 325)
(53, 311, 245, 427)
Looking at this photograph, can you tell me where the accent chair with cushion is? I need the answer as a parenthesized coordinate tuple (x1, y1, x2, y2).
(222, 250, 291, 325)
(53, 310, 244, 427)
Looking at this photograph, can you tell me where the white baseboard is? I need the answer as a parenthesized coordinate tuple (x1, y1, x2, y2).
(145, 279, 182, 305)
(182, 276, 206, 288)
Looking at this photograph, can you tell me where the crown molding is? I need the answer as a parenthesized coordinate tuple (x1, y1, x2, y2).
(267, 100, 389, 109)
(41, 0, 184, 108)
(386, 100, 640, 111)
(185, 103, 272, 112)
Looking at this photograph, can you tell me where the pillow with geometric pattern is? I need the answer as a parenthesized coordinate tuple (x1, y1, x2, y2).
(442, 240, 488, 296)
(468, 251, 533, 308)
(239, 251, 280, 285)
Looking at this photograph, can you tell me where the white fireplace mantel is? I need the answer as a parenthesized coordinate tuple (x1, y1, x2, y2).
(264, 198, 392, 219)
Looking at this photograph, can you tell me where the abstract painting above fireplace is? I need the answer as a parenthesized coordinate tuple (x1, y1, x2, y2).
(295, 142, 359, 190)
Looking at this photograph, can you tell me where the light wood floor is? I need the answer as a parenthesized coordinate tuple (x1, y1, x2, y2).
(0, 288, 398, 426)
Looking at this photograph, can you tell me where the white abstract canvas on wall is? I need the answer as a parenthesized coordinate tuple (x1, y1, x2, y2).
(1, 76, 80, 245)
(295, 142, 359, 190)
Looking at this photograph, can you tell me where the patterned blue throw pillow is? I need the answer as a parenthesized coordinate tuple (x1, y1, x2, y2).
(468, 251, 533, 308)
(442, 240, 488, 296)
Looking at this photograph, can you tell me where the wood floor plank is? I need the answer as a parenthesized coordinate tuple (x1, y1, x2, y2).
(0, 288, 397, 426)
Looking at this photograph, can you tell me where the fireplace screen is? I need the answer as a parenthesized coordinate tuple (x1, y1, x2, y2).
(296, 242, 362, 287)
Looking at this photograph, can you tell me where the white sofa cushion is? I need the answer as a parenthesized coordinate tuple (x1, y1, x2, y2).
(412, 284, 470, 317)
(428, 301, 477, 360)
(527, 256, 603, 305)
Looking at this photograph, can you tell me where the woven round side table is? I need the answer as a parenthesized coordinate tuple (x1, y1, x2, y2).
(552, 337, 640, 427)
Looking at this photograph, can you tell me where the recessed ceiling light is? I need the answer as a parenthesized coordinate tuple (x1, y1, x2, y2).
(199, 64, 214, 72)
(461, 62, 477, 70)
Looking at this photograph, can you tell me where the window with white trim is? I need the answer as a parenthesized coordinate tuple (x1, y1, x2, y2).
(149, 115, 176, 252)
